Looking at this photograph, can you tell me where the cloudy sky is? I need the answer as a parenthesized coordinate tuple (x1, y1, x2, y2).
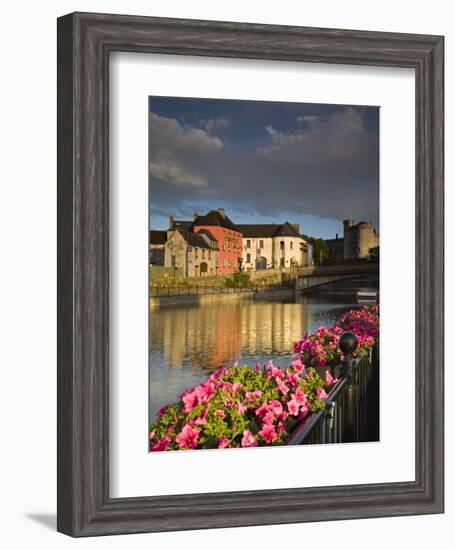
(149, 97, 379, 239)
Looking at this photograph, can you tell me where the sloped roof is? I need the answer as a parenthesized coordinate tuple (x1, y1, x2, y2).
(172, 220, 194, 232)
(187, 232, 217, 250)
(172, 229, 217, 250)
(273, 222, 302, 238)
(196, 228, 218, 243)
(236, 222, 302, 239)
(149, 230, 167, 245)
(194, 210, 239, 232)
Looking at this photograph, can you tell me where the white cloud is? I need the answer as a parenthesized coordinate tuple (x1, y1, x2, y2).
(203, 117, 231, 135)
(149, 162, 207, 187)
(297, 115, 321, 124)
(149, 112, 223, 188)
(149, 107, 379, 226)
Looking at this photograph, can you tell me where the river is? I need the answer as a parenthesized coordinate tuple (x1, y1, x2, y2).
(149, 278, 378, 420)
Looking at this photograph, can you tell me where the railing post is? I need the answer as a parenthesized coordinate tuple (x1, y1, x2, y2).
(339, 331, 358, 384)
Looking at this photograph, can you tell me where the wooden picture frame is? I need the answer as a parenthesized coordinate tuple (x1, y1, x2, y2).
(57, 12, 444, 536)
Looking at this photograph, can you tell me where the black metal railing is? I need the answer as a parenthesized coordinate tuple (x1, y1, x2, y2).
(287, 345, 379, 445)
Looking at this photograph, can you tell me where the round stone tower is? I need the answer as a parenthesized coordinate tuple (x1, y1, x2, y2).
(357, 221, 379, 258)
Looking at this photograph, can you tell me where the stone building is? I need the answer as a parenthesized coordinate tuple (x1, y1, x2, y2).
(193, 209, 243, 274)
(325, 233, 344, 262)
(236, 222, 308, 270)
(343, 218, 380, 259)
(164, 228, 219, 277)
(324, 220, 379, 261)
(149, 230, 167, 265)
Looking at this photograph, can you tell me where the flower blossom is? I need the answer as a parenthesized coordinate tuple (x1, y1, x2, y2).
(259, 423, 278, 444)
(325, 370, 339, 386)
(151, 436, 171, 452)
(241, 430, 258, 447)
(176, 424, 200, 449)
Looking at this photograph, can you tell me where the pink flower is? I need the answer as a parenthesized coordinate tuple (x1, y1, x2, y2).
(198, 381, 216, 402)
(232, 382, 243, 392)
(149, 431, 156, 441)
(259, 423, 278, 444)
(325, 370, 339, 386)
(209, 367, 227, 381)
(182, 389, 200, 413)
(269, 400, 283, 417)
(156, 405, 169, 417)
(237, 403, 247, 414)
(255, 402, 269, 417)
(286, 371, 300, 387)
(292, 358, 305, 374)
(267, 361, 283, 380)
(218, 436, 230, 448)
(263, 411, 276, 425)
(151, 436, 171, 452)
(316, 387, 328, 400)
(287, 399, 300, 416)
(214, 409, 226, 419)
(276, 378, 289, 395)
(176, 424, 200, 449)
(194, 409, 208, 425)
(241, 430, 258, 447)
(293, 386, 307, 406)
(277, 421, 287, 436)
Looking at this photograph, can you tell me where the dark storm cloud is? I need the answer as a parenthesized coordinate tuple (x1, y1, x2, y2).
(149, 104, 379, 226)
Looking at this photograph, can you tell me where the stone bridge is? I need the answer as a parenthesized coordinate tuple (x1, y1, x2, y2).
(295, 262, 379, 292)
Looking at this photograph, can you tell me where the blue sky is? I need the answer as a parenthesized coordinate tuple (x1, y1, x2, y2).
(149, 97, 379, 239)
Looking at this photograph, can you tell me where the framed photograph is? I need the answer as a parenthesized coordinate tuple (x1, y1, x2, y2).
(57, 12, 444, 536)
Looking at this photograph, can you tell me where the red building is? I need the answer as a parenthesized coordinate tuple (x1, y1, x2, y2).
(193, 209, 243, 274)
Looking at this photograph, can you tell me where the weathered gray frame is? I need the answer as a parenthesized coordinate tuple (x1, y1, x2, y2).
(57, 12, 444, 537)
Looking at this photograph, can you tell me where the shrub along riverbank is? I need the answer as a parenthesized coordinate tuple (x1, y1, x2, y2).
(149, 305, 379, 451)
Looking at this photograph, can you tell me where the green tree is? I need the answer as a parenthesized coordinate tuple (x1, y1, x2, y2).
(302, 235, 330, 265)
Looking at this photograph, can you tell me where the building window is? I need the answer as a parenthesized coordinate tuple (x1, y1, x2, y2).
(195, 248, 198, 259)
(208, 250, 211, 259)
(247, 253, 251, 263)
(290, 241, 293, 250)
(246, 239, 251, 248)
(280, 241, 285, 250)
(202, 249, 205, 259)
(259, 240, 264, 248)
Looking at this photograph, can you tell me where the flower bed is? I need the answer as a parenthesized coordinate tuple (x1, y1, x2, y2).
(149, 305, 379, 451)
(293, 305, 379, 367)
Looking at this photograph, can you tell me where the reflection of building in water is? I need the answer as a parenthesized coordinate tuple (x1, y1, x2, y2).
(150, 300, 316, 372)
(150, 303, 243, 371)
(239, 302, 309, 358)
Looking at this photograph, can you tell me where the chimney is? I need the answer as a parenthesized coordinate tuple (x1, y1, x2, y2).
(343, 218, 354, 229)
(291, 223, 300, 234)
(217, 208, 225, 218)
(193, 212, 199, 221)
(336, 233, 338, 240)
(168, 215, 175, 229)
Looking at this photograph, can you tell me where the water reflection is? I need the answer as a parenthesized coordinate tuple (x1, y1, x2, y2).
(149, 292, 366, 419)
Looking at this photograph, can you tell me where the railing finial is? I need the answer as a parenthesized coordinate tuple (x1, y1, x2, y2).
(339, 331, 358, 383)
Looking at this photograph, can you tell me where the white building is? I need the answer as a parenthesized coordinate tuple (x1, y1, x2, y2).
(236, 222, 308, 271)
